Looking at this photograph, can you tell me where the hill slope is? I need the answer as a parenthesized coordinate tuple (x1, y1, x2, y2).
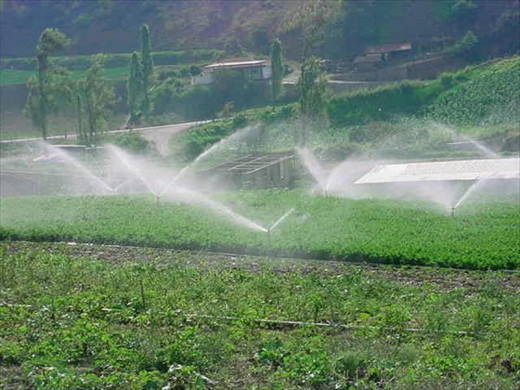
(1, 0, 518, 60)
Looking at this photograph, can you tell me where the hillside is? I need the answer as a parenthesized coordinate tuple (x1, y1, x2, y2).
(173, 56, 520, 163)
(1, 0, 518, 61)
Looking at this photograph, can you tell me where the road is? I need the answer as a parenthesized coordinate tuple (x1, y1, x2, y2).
(0, 120, 210, 156)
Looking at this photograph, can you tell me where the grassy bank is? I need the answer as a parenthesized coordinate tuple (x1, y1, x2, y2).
(177, 56, 520, 162)
(0, 67, 129, 86)
(1, 242, 518, 389)
(1, 191, 519, 270)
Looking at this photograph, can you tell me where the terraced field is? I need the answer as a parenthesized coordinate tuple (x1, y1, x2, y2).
(1, 241, 519, 389)
(1, 190, 519, 270)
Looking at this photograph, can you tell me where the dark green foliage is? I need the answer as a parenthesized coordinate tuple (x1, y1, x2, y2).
(270, 38, 283, 100)
(140, 24, 154, 116)
(171, 119, 239, 162)
(428, 56, 520, 125)
(171, 104, 297, 161)
(75, 55, 117, 145)
(151, 83, 222, 121)
(106, 131, 155, 155)
(24, 28, 70, 140)
(1, 241, 519, 388)
(446, 30, 480, 60)
(298, 56, 327, 119)
(326, 80, 438, 127)
(127, 51, 144, 123)
(1, 192, 519, 270)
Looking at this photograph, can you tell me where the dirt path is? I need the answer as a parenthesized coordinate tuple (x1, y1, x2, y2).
(0, 120, 209, 155)
(138, 121, 209, 156)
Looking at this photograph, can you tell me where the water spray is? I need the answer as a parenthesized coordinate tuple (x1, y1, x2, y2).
(266, 208, 295, 252)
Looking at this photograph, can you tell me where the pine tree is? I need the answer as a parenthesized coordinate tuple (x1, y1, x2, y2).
(270, 38, 283, 100)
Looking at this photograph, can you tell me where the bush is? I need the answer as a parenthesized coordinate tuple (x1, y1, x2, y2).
(440, 73, 454, 88)
(106, 131, 155, 155)
(446, 30, 480, 60)
(325, 80, 438, 127)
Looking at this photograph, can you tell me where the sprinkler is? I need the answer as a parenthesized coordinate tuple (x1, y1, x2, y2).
(451, 206, 455, 217)
(156, 195, 161, 206)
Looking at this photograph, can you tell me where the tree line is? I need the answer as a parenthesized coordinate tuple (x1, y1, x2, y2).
(24, 24, 155, 144)
(25, 16, 326, 145)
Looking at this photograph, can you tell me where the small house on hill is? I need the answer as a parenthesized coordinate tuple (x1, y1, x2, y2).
(192, 60, 272, 85)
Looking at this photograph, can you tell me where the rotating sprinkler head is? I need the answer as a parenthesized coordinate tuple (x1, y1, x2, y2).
(451, 207, 455, 217)
(156, 195, 161, 205)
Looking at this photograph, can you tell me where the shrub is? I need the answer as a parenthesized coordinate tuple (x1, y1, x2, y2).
(106, 131, 155, 155)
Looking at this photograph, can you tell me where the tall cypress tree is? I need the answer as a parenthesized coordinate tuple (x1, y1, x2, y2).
(127, 51, 144, 124)
(270, 38, 283, 100)
(140, 23, 154, 115)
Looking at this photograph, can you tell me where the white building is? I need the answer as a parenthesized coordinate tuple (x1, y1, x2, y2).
(192, 60, 272, 85)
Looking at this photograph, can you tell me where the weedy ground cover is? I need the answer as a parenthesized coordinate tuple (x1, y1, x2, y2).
(1, 190, 518, 270)
(0, 242, 518, 389)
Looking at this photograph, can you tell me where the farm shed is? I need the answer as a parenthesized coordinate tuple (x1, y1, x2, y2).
(354, 157, 520, 205)
(197, 152, 296, 190)
(192, 60, 272, 85)
(355, 157, 520, 184)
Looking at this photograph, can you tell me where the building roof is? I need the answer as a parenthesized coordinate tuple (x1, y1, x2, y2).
(365, 43, 412, 55)
(205, 153, 295, 175)
(355, 157, 520, 184)
(205, 60, 268, 71)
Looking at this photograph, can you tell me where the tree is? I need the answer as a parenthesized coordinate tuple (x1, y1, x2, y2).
(140, 23, 154, 115)
(127, 51, 144, 125)
(75, 55, 116, 145)
(270, 38, 283, 100)
(297, 56, 327, 144)
(24, 28, 69, 140)
(286, 0, 339, 61)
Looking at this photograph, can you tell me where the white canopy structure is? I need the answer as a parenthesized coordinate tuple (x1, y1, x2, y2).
(355, 157, 520, 185)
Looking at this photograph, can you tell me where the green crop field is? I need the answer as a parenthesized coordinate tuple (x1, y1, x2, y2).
(1, 191, 519, 270)
(1, 241, 519, 389)
(0, 67, 129, 86)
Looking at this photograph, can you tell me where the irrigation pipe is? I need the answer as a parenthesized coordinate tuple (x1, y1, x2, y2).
(184, 313, 486, 336)
(0, 302, 487, 337)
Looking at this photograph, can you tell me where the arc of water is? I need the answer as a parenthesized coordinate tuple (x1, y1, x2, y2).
(159, 166, 190, 197)
(107, 145, 158, 196)
(166, 186, 268, 232)
(297, 148, 328, 192)
(160, 125, 260, 197)
(42, 143, 114, 194)
(269, 208, 295, 232)
(453, 178, 481, 209)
